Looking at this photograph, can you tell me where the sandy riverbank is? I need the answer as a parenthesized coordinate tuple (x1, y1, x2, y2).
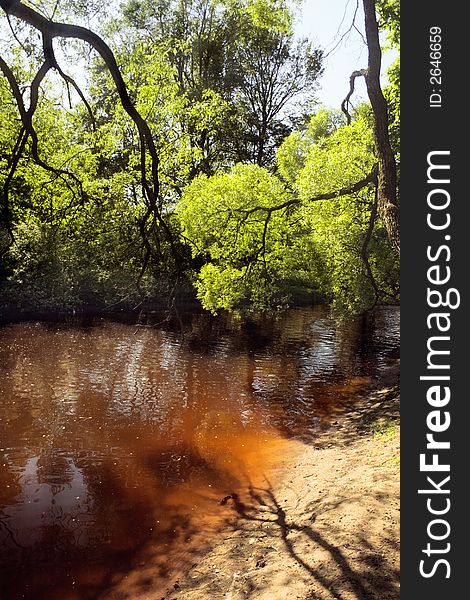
(160, 381, 400, 600)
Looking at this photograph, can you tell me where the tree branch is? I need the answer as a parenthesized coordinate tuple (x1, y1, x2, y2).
(0, 126, 27, 256)
(0, 0, 182, 278)
(341, 69, 367, 125)
(49, 54, 96, 130)
(0, 51, 87, 197)
(362, 0, 399, 254)
(238, 164, 378, 218)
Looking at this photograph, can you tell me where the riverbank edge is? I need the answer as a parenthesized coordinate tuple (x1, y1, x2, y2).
(164, 378, 400, 600)
(0, 297, 400, 327)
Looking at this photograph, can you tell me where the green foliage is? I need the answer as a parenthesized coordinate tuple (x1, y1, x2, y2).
(290, 115, 398, 315)
(117, 0, 323, 168)
(296, 118, 375, 198)
(377, 0, 400, 48)
(177, 113, 399, 316)
(276, 107, 346, 184)
(0, 1, 399, 318)
(0, 111, 147, 308)
(177, 164, 304, 313)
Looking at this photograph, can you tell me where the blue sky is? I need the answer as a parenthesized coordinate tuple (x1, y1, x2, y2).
(294, 0, 396, 109)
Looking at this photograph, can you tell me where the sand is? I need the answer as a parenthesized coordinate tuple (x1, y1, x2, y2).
(161, 383, 400, 600)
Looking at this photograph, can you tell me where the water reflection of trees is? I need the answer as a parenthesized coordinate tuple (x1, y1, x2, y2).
(0, 307, 399, 598)
(0, 307, 399, 445)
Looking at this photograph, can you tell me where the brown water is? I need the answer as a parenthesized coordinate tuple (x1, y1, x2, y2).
(0, 306, 399, 599)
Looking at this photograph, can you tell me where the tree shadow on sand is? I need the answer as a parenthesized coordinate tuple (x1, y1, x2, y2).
(223, 478, 399, 600)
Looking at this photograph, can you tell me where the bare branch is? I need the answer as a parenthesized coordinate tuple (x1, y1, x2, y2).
(6, 12, 29, 54)
(324, 0, 363, 59)
(341, 69, 367, 124)
(0, 54, 27, 119)
(54, 64, 96, 130)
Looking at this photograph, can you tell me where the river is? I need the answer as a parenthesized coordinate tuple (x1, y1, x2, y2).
(0, 305, 399, 599)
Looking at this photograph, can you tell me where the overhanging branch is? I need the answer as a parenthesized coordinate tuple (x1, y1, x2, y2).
(0, 53, 86, 198)
(0, 0, 182, 275)
(238, 164, 378, 218)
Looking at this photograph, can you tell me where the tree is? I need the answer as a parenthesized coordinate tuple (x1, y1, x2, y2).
(0, 0, 399, 316)
(177, 112, 398, 315)
(341, 0, 399, 255)
(0, 0, 180, 281)
(118, 0, 323, 168)
(234, 26, 322, 166)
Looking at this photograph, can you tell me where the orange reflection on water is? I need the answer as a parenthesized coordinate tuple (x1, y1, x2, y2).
(0, 306, 399, 599)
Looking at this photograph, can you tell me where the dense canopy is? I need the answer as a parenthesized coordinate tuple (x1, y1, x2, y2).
(0, 0, 399, 316)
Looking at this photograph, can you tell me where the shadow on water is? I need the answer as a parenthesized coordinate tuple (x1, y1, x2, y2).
(0, 305, 399, 599)
(0, 451, 241, 599)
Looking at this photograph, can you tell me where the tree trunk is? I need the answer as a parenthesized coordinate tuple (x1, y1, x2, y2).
(362, 0, 400, 255)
